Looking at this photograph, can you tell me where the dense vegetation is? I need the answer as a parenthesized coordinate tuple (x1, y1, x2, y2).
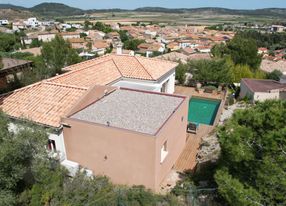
(0, 112, 181, 205)
(235, 30, 286, 50)
(0, 32, 22, 52)
(215, 100, 286, 205)
(177, 33, 266, 86)
(30, 3, 84, 17)
(0, 34, 81, 93)
(211, 35, 262, 71)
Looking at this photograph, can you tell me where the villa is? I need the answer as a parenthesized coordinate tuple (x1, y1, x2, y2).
(0, 54, 178, 161)
(62, 85, 188, 191)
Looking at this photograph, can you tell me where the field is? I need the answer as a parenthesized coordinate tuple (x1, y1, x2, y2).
(65, 11, 284, 26)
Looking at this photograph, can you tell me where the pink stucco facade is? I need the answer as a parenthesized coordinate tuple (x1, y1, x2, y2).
(62, 87, 188, 192)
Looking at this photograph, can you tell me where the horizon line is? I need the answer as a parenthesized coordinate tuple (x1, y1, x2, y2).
(1, 2, 286, 11)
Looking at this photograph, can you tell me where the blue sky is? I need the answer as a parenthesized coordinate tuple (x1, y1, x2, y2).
(1, 0, 286, 10)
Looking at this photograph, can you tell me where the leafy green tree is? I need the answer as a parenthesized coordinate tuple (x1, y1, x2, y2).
(118, 30, 129, 42)
(0, 112, 48, 205)
(29, 39, 42, 48)
(231, 64, 253, 83)
(124, 39, 145, 51)
(0, 33, 19, 52)
(41, 35, 81, 74)
(267, 69, 283, 81)
(189, 58, 233, 84)
(226, 36, 262, 70)
(216, 100, 286, 205)
(93, 22, 113, 33)
(211, 43, 226, 58)
(175, 62, 188, 84)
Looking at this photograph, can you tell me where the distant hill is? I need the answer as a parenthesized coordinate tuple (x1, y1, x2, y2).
(135, 7, 286, 17)
(0, 2, 286, 19)
(0, 3, 26, 10)
(30, 3, 85, 17)
(0, 8, 34, 20)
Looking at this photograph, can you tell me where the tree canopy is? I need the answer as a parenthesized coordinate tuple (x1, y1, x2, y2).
(41, 35, 81, 74)
(215, 100, 286, 205)
(189, 58, 234, 84)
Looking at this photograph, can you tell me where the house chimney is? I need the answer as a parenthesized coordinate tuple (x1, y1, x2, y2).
(116, 42, 123, 55)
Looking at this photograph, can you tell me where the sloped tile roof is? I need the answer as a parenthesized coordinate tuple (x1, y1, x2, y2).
(0, 54, 177, 128)
(49, 60, 122, 87)
(63, 54, 177, 81)
(0, 82, 88, 128)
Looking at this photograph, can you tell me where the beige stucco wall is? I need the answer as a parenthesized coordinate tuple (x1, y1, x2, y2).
(62, 94, 188, 192)
(154, 97, 188, 191)
(63, 119, 157, 190)
(253, 91, 280, 102)
(239, 80, 254, 101)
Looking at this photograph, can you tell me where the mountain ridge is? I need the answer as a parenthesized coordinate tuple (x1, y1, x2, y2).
(0, 2, 286, 18)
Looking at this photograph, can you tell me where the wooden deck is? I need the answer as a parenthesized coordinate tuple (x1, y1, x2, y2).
(174, 125, 214, 172)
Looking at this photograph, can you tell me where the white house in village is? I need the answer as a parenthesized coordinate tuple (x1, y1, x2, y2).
(24, 18, 40, 28)
(0, 54, 178, 161)
(38, 32, 57, 42)
(0, 19, 9, 26)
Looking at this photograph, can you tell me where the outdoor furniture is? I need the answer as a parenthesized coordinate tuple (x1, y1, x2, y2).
(217, 85, 222, 94)
(204, 87, 214, 94)
(187, 122, 199, 134)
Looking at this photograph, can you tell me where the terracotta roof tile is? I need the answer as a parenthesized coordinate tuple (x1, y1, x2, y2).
(0, 82, 87, 128)
(49, 60, 122, 87)
(63, 54, 178, 81)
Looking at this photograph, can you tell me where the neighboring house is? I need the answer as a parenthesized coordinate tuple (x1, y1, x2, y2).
(0, 58, 32, 90)
(92, 40, 110, 55)
(0, 19, 9, 26)
(38, 32, 57, 42)
(88, 30, 105, 40)
(177, 39, 193, 49)
(60, 32, 80, 40)
(0, 54, 178, 160)
(271, 25, 285, 33)
(106, 32, 120, 41)
(167, 42, 180, 51)
(156, 52, 190, 64)
(196, 45, 212, 53)
(68, 38, 87, 50)
(62, 85, 188, 192)
(24, 18, 40, 28)
(12, 21, 26, 31)
(22, 34, 38, 45)
(240, 78, 286, 102)
(138, 43, 165, 57)
(258, 47, 268, 55)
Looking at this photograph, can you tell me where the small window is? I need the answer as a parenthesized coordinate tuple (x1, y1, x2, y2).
(48, 139, 56, 152)
(160, 140, 168, 163)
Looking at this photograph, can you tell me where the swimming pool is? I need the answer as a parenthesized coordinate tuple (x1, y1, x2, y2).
(188, 97, 221, 125)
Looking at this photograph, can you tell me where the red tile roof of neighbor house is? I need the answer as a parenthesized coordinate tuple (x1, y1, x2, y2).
(242, 78, 286, 93)
(0, 54, 177, 128)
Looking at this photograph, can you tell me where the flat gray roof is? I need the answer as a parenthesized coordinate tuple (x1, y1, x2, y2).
(71, 89, 184, 135)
